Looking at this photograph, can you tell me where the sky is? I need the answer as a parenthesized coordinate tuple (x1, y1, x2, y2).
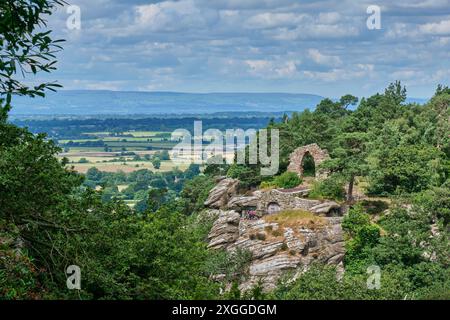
(40, 0, 450, 98)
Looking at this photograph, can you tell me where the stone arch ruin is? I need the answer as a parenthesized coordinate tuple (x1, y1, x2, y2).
(287, 143, 330, 178)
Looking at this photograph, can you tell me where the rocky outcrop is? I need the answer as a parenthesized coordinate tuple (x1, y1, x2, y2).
(204, 177, 346, 292)
(206, 209, 345, 291)
(229, 188, 340, 216)
(207, 210, 240, 249)
(216, 184, 342, 216)
(310, 201, 341, 216)
(227, 195, 259, 210)
(204, 178, 239, 209)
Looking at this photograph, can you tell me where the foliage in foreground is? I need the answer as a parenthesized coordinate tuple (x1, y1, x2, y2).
(1, 0, 449, 300)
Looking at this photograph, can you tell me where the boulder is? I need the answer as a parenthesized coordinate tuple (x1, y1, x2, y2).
(207, 210, 240, 249)
(230, 237, 284, 260)
(284, 228, 305, 252)
(227, 195, 259, 209)
(204, 178, 239, 209)
(310, 201, 341, 215)
(249, 253, 301, 276)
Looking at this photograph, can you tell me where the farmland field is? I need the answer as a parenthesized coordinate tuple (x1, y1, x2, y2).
(70, 161, 189, 174)
(57, 129, 236, 173)
(58, 130, 183, 173)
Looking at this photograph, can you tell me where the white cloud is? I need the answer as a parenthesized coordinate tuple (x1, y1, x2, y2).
(391, 70, 420, 80)
(303, 64, 375, 82)
(40, 0, 450, 96)
(245, 12, 307, 29)
(318, 12, 341, 24)
(308, 49, 342, 66)
(133, 0, 206, 32)
(271, 23, 359, 41)
(245, 59, 298, 78)
(419, 19, 450, 35)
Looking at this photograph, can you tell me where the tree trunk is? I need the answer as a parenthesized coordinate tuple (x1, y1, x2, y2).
(347, 175, 355, 202)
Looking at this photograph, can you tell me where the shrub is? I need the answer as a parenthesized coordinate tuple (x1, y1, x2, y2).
(342, 205, 381, 273)
(273, 172, 302, 189)
(342, 204, 371, 236)
(256, 233, 266, 241)
(360, 200, 389, 215)
(272, 229, 283, 237)
(260, 180, 276, 189)
(227, 164, 262, 189)
(280, 242, 288, 251)
(309, 175, 345, 201)
(272, 263, 411, 300)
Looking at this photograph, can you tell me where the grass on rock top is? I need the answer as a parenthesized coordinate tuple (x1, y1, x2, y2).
(264, 210, 327, 230)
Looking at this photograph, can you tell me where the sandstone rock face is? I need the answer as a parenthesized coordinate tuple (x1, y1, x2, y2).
(310, 201, 341, 216)
(227, 195, 259, 210)
(207, 210, 240, 249)
(204, 177, 346, 292)
(206, 211, 345, 291)
(204, 178, 239, 209)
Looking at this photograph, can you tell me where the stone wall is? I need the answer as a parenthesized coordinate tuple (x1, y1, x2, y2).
(226, 188, 341, 217)
(253, 189, 322, 215)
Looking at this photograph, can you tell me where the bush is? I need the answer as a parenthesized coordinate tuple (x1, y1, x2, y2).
(180, 175, 215, 215)
(342, 205, 371, 236)
(342, 205, 381, 273)
(309, 175, 345, 201)
(360, 200, 389, 215)
(260, 180, 276, 189)
(256, 233, 266, 241)
(227, 164, 262, 189)
(272, 263, 411, 300)
(272, 230, 283, 237)
(273, 172, 302, 189)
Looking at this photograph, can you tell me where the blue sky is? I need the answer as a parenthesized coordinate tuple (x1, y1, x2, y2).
(41, 0, 450, 98)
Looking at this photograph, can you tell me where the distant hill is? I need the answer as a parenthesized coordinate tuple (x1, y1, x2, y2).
(10, 90, 325, 116)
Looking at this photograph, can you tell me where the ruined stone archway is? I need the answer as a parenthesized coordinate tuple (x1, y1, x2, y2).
(287, 143, 330, 178)
(301, 151, 316, 177)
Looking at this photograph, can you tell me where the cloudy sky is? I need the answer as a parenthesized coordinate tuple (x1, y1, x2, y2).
(42, 0, 450, 98)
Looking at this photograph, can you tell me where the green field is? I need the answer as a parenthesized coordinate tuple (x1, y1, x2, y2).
(59, 130, 184, 173)
(69, 160, 189, 174)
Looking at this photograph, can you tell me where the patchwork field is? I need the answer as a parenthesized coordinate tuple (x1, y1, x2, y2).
(69, 161, 189, 174)
(58, 130, 180, 173)
(58, 130, 235, 173)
